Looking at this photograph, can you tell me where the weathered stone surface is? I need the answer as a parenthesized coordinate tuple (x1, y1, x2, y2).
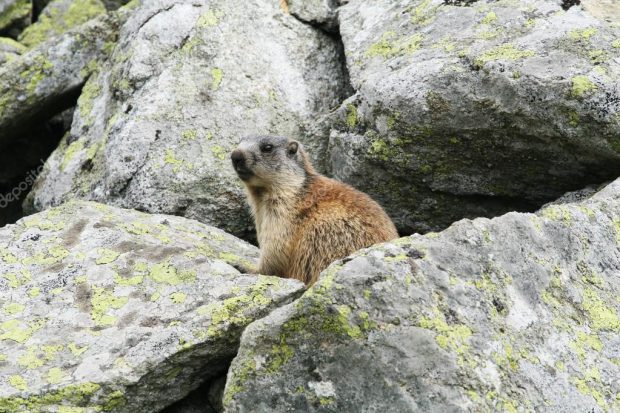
(0, 0, 30, 37)
(288, 0, 339, 32)
(18, 0, 106, 49)
(0, 36, 24, 65)
(27, 0, 350, 240)
(224, 178, 620, 412)
(327, 0, 620, 234)
(0, 7, 129, 147)
(0, 201, 304, 412)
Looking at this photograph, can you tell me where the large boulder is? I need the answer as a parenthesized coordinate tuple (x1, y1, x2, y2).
(224, 178, 620, 412)
(18, 0, 106, 49)
(0, 200, 304, 412)
(327, 0, 620, 234)
(0, 6, 131, 147)
(27, 0, 350, 240)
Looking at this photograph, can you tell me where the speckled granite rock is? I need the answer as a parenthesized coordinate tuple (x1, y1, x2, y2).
(224, 178, 620, 412)
(0, 6, 131, 147)
(18, 0, 106, 49)
(0, 201, 304, 412)
(327, 0, 620, 234)
(27, 0, 350, 240)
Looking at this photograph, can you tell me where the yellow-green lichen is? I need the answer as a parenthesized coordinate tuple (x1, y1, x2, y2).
(68, 343, 88, 357)
(366, 31, 423, 59)
(170, 292, 187, 304)
(474, 44, 535, 66)
(572, 367, 607, 409)
(569, 331, 602, 361)
(419, 311, 473, 363)
(481, 11, 497, 24)
(113, 272, 143, 286)
(411, 0, 437, 26)
(211, 68, 223, 90)
(9, 375, 28, 391)
(582, 288, 620, 331)
(204, 279, 280, 338)
(61, 140, 85, 171)
(569, 27, 597, 42)
(77, 78, 102, 126)
(0, 248, 18, 264)
(181, 129, 198, 141)
(571, 75, 597, 97)
(541, 205, 572, 225)
(28, 287, 41, 298)
(46, 367, 67, 384)
(0, 382, 101, 411)
(18, 0, 106, 48)
(0, 318, 46, 343)
(3, 303, 25, 315)
(346, 104, 358, 128)
(196, 9, 220, 27)
(149, 261, 197, 285)
(0, 0, 30, 32)
(91, 287, 128, 326)
(95, 248, 120, 265)
(211, 145, 227, 161)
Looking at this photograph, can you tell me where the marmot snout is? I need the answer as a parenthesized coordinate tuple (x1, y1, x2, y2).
(231, 135, 398, 285)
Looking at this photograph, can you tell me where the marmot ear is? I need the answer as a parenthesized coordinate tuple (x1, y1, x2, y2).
(287, 141, 299, 156)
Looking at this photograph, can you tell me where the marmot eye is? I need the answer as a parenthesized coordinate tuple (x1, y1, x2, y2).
(261, 144, 273, 153)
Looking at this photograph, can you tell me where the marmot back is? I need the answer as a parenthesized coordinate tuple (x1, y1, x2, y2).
(231, 135, 398, 284)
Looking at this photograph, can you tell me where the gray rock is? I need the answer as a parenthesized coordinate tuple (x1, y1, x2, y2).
(18, 0, 107, 49)
(0, 0, 30, 37)
(27, 0, 350, 240)
(0, 36, 24, 65)
(0, 6, 131, 147)
(327, 0, 620, 234)
(224, 178, 620, 412)
(0, 200, 304, 412)
(287, 0, 340, 32)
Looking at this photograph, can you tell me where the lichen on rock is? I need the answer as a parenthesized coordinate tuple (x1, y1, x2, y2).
(0, 201, 304, 412)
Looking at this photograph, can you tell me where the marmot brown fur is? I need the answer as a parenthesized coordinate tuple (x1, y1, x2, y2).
(231, 135, 398, 285)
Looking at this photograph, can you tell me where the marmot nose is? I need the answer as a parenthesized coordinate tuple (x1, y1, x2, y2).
(231, 149, 245, 168)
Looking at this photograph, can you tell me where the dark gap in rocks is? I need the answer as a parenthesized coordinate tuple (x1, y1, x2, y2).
(160, 374, 226, 413)
(32, 0, 49, 23)
(0, 83, 82, 147)
(561, 0, 581, 10)
(443, 0, 479, 6)
(0, 107, 74, 228)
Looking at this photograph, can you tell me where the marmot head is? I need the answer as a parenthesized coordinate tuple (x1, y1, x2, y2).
(231, 135, 314, 189)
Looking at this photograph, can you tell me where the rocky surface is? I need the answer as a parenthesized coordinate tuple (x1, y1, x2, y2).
(327, 0, 620, 234)
(27, 0, 350, 240)
(287, 0, 339, 32)
(0, 0, 30, 37)
(18, 0, 106, 49)
(225, 178, 620, 412)
(0, 200, 304, 412)
(0, 6, 130, 146)
(0, 35, 23, 64)
(0, 0, 619, 412)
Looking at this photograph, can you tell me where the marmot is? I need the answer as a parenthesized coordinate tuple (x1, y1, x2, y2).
(231, 135, 398, 285)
